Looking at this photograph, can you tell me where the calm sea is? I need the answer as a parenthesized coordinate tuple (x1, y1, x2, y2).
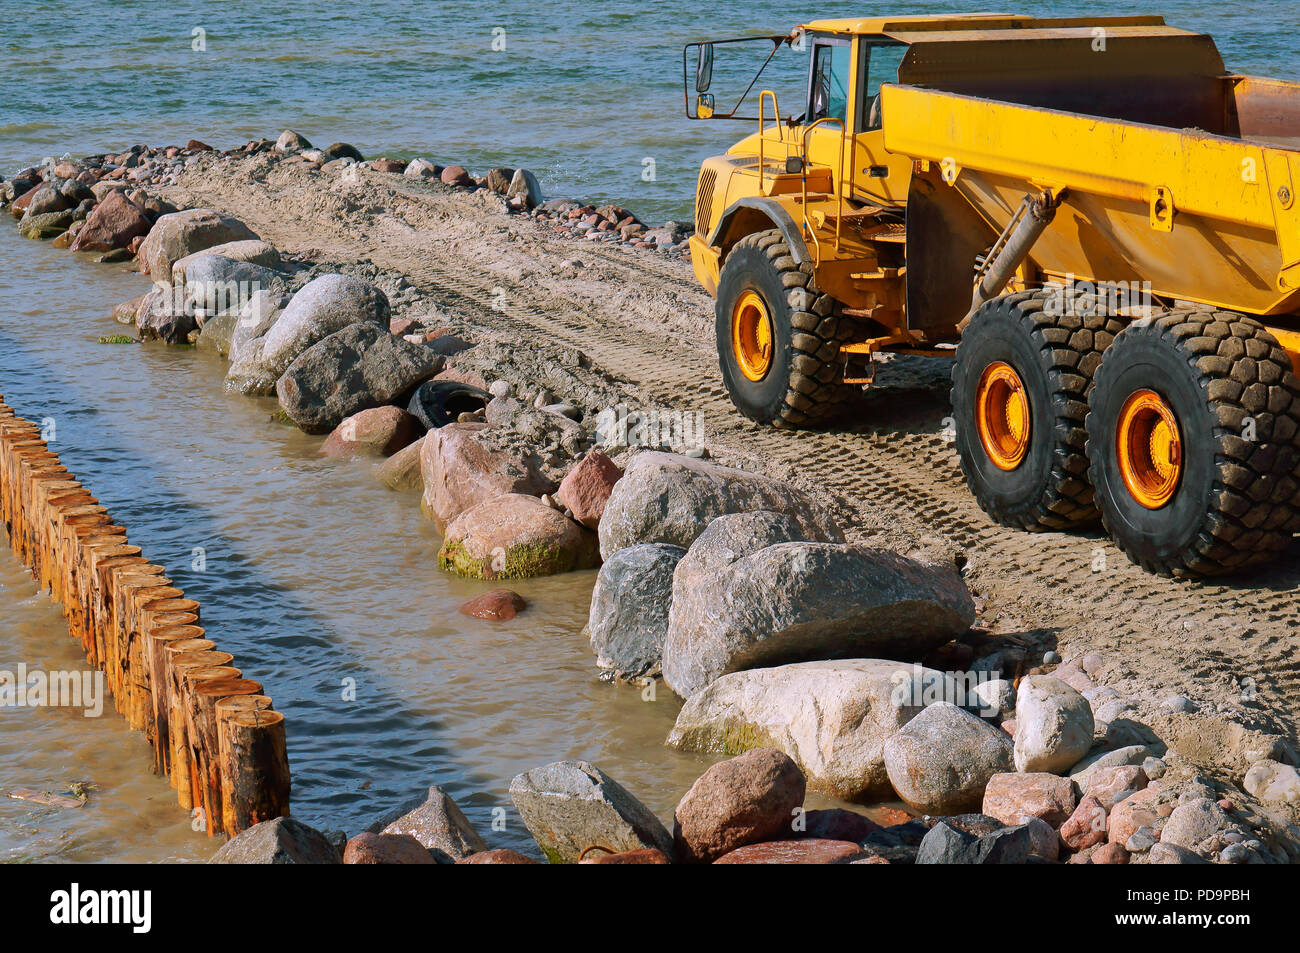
(2, 1, 1296, 224)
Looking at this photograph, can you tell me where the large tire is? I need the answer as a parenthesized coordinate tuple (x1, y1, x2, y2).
(1086, 312, 1300, 576)
(951, 290, 1124, 530)
(715, 229, 859, 427)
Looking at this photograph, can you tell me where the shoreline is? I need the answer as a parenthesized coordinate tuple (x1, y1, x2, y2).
(3, 131, 1299, 864)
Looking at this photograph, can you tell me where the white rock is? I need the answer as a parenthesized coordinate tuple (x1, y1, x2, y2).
(1243, 759, 1300, 804)
(1013, 675, 1095, 773)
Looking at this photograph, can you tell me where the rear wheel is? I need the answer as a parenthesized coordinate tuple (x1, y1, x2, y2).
(952, 290, 1123, 530)
(715, 229, 860, 427)
(1086, 312, 1300, 575)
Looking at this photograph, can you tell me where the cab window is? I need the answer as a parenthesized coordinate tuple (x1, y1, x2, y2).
(808, 42, 850, 123)
(861, 42, 908, 130)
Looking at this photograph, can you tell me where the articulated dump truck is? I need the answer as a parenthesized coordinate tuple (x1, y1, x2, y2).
(684, 14, 1300, 577)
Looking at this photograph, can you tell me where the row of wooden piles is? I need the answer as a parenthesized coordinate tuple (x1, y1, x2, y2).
(0, 396, 289, 838)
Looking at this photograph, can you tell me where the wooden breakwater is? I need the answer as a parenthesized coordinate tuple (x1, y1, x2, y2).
(0, 396, 289, 838)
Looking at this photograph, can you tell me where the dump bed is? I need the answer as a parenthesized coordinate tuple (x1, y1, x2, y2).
(881, 79, 1300, 319)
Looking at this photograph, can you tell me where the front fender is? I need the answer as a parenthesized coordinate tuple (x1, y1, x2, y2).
(708, 197, 812, 265)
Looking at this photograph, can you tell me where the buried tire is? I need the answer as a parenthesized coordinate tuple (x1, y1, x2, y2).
(951, 290, 1122, 530)
(1086, 312, 1300, 575)
(715, 229, 859, 428)
(407, 379, 491, 429)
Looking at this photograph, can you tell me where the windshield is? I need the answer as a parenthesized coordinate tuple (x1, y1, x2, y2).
(808, 41, 850, 123)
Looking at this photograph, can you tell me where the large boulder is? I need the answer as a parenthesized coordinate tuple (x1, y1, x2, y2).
(69, 190, 150, 252)
(254, 274, 391, 381)
(343, 832, 436, 864)
(209, 817, 340, 864)
(181, 255, 288, 318)
(368, 784, 488, 861)
(18, 210, 73, 240)
(915, 822, 1031, 864)
(321, 405, 421, 458)
(136, 284, 196, 344)
(419, 423, 555, 533)
(661, 512, 975, 697)
(1013, 675, 1095, 773)
(597, 450, 842, 559)
(172, 239, 282, 282)
(137, 208, 258, 279)
(587, 543, 684, 679)
(672, 748, 806, 864)
(275, 322, 443, 434)
(227, 289, 290, 368)
(982, 772, 1078, 827)
(883, 701, 1015, 815)
(667, 659, 953, 801)
(377, 434, 428, 491)
(509, 760, 673, 863)
(438, 493, 600, 579)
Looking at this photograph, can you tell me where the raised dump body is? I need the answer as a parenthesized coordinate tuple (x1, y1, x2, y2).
(881, 76, 1300, 325)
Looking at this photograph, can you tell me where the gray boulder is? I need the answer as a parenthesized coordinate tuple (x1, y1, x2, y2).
(368, 785, 488, 862)
(195, 311, 239, 356)
(275, 322, 444, 434)
(1160, 798, 1232, 850)
(1068, 744, 1156, 790)
(18, 210, 73, 239)
(883, 701, 1014, 815)
(667, 659, 954, 801)
(915, 821, 1031, 864)
(137, 284, 196, 345)
(181, 255, 288, 318)
(1014, 675, 1096, 773)
(661, 525, 975, 698)
(587, 542, 685, 680)
(254, 274, 391, 381)
(509, 760, 673, 864)
(227, 289, 290, 368)
(209, 817, 340, 864)
(137, 208, 258, 280)
(597, 450, 842, 560)
(172, 239, 282, 282)
(507, 168, 543, 209)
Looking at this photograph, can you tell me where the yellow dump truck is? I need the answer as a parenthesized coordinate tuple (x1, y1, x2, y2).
(684, 13, 1300, 576)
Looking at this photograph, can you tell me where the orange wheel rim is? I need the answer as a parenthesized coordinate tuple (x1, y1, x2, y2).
(975, 361, 1030, 470)
(1117, 389, 1182, 508)
(732, 290, 773, 382)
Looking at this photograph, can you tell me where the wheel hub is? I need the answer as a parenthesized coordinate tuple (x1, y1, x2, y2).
(1116, 389, 1182, 508)
(975, 361, 1030, 470)
(732, 290, 773, 382)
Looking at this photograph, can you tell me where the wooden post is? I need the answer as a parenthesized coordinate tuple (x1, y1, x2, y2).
(146, 624, 205, 776)
(189, 677, 263, 836)
(167, 650, 233, 809)
(217, 709, 291, 835)
(179, 664, 242, 828)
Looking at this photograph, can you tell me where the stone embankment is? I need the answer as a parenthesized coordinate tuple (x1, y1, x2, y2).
(6, 130, 1299, 864)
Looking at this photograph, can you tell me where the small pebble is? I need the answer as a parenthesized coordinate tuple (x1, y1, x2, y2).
(1142, 756, 1166, 780)
(1163, 694, 1196, 713)
(1043, 650, 1060, 664)
(1220, 842, 1248, 864)
(1126, 827, 1156, 852)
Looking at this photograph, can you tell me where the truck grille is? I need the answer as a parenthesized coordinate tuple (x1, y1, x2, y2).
(695, 168, 717, 238)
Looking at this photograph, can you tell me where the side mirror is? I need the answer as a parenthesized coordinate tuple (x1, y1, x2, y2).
(696, 92, 715, 118)
(696, 43, 714, 93)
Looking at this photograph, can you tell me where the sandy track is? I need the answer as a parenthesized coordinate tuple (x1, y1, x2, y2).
(160, 154, 1300, 789)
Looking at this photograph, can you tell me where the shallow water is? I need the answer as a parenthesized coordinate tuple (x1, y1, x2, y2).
(0, 226, 733, 859)
(1, 2, 1296, 861)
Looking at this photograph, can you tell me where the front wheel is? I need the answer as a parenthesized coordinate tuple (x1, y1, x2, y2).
(715, 229, 858, 428)
(1086, 312, 1300, 576)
